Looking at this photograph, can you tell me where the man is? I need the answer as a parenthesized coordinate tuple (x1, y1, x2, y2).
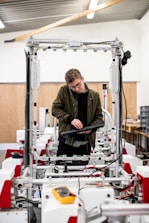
(52, 68, 103, 157)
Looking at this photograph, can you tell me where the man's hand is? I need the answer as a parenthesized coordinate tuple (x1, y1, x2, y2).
(71, 119, 92, 134)
(77, 130, 92, 134)
(71, 119, 83, 129)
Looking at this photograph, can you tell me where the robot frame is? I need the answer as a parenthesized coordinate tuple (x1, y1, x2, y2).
(0, 37, 149, 223)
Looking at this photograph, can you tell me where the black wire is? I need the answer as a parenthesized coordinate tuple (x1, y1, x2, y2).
(88, 151, 123, 177)
(118, 56, 123, 165)
(16, 196, 41, 207)
(110, 180, 134, 192)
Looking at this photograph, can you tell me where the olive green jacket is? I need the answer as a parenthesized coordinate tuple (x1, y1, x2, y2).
(52, 83, 103, 147)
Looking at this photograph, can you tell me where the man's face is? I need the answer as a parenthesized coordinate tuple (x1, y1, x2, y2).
(68, 77, 85, 93)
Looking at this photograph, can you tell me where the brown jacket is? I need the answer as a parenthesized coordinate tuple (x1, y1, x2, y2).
(52, 83, 103, 147)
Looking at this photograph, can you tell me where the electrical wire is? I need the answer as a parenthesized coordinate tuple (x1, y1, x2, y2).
(88, 151, 123, 177)
(110, 180, 135, 192)
(16, 196, 41, 207)
(110, 178, 140, 202)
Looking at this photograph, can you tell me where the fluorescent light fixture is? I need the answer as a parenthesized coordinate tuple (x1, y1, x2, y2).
(87, 0, 99, 19)
(0, 19, 5, 29)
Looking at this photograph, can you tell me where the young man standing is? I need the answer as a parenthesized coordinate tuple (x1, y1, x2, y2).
(52, 68, 103, 157)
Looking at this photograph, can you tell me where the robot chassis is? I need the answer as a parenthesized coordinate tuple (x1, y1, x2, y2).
(0, 38, 149, 223)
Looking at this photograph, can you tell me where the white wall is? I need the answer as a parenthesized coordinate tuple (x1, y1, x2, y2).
(137, 11, 149, 108)
(0, 13, 148, 109)
(0, 19, 140, 83)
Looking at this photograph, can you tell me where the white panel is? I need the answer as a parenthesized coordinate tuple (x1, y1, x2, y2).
(0, 209, 27, 223)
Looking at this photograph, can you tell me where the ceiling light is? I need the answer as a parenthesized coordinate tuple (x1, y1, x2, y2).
(0, 19, 5, 29)
(87, 0, 99, 19)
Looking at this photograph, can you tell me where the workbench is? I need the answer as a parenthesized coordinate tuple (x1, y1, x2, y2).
(134, 129, 149, 151)
(122, 122, 140, 145)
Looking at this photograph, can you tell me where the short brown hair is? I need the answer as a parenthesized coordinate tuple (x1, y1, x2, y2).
(65, 68, 82, 84)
